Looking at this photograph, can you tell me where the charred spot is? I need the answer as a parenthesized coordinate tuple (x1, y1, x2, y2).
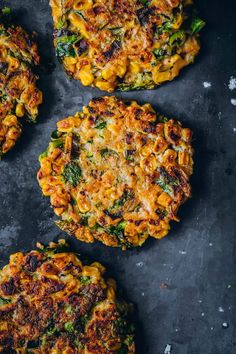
(1, 277, 16, 295)
(71, 134, 80, 159)
(0, 336, 14, 347)
(136, 7, 153, 26)
(93, 5, 105, 15)
(135, 220, 142, 226)
(169, 129, 180, 142)
(88, 115, 98, 124)
(103, 40, 121, 60)
(88, 106, 95, 113)
(54, 29, 74, 38)
(149, 219, 159, 226)
(76, 39, 88, 56)
(91, 97, 104, 103)
(134, 108, 143, 120)
(41, 276, 65, 294)
(125, 132, 133, 144)
(63, 261, 74, 271)
(104, 209, 122, 220)
(103, 110, 114, 117)
(144, 122, 157, 133)
(0, 62, 8, 75)
(141, 136, 147, 145)
(98, 216, 106, 226)
(156, 209, 167, 220)
(24, 254, 42, 272)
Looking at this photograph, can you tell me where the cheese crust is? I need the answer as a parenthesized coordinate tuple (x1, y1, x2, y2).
(0, 240, 135, 353)
(0, 11, 42, 156)
(49, 0, 203, 92)
(38, 96, 194, 249)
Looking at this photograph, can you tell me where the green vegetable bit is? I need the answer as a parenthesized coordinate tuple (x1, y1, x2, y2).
(95, 121, 107, 129)
(56, 34, 78, 58)
(79, 276, 91, 285)
(0, 297, 11, 306)
(64, 322, 75, 333)
(62, 162, 82, 187)
(190, 17, 206, 34)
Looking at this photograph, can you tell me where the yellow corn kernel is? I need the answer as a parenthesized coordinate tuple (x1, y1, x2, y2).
(116, 63, 127, 78)
(102, 66, 116, 80)
(129, 61, 140, 74)
(64, 56, 77, 65)
(77, 196, 91, 213)
(15, 103, 25, 117)
(3, 114, 18, 127)
(152, 69, 171, 84)
(95, 80, 114, 92)
(74, 0, 93, 10)
(157, 192, 172, 208)
(172, 13, 183, 29)
(68, 12, 89, 38)
(178, 151, 190, 165)
(79, 65, 94, 86)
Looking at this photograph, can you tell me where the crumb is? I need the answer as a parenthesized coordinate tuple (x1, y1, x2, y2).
(164, 344, 172, 354)
(233, 128, 236, 132)
(209, 243, 213, 246)
(211, 327, 214, 331)
(136, 261, 144, 267)
(203, 81, 212, 88)
(231, 98, 236, 106)
(228, 284, 232, 289)
(222, 322, 229, 329)
(160, 283, 170, 289)
(141, 292, 145, 296)
(201, 312, 205, 317)
(228, 76, 236, 91)
(179, 250, 187, 255)
(218, 307, 224, 313)
(198, 300, 202, 303)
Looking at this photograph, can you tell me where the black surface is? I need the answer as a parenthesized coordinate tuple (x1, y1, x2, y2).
(0, 1, 236, 353)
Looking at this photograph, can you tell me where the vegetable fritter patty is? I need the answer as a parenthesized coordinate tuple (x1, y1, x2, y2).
(0, 240, 135, 353)
(0, 8, 42, 156)
(49, 0, 204, 92)
(38, 96, 194, 249)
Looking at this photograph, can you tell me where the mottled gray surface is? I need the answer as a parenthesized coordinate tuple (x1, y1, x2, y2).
(0, 0, 236, 353)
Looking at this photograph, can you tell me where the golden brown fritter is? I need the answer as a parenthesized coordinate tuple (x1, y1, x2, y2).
(49, 0, 204, 92)
(0, 8, 42, 156)
(38, 96, 194, 249)
(0, 240, 135, 353)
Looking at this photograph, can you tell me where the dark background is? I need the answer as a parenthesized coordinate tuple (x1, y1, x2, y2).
(0, 1, 235, 353)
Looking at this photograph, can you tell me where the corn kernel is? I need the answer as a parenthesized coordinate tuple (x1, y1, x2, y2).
(68, 12, 89, 38)
(79, 65, 94, 86)
(129, 61, 140, 74)
(15, 103, 25, 117)
(95, 80, 114, 92)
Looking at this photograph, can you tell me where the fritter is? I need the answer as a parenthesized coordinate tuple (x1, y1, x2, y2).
(49, 0, 205, 92)
(0, 8, 42, 156)
(0, 240, 135, 353)
(38, 96, 194, 249)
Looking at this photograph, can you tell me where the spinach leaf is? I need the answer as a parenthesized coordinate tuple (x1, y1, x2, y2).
(0, 297, 11, 306)
(190, 17, 205, 34)
(79, 276, 91, 285)
(56, 34, 78, 58)
(62, 162, 82, 187)
(95, 121, 107, 129)
(169, 30, 185, 47)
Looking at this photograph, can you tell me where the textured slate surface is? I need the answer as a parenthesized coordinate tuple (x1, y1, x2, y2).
(0, 0, 236, 353)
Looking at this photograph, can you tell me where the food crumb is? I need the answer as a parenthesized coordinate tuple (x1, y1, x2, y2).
(179, 250, 187, 255)
(228, 76, 236, 91)
(201, 312, 205, 317)
(203, 81, 212, 88)
(141, 292, 145, 296)
(233, 128, 236, 132)
(218, 307, 224, 313)
(164, 344, 172, 354)
(136, 261, 144, 267)
(209, 243, 213, 246)
(211, 327, 214, 330)
(222, 322, 229, 329)
(231, 98, 236, 106)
